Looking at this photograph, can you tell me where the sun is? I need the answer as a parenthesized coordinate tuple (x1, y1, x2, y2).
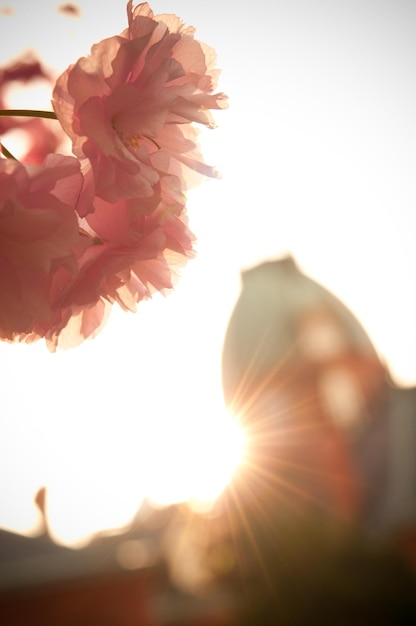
(146, 400, 247, 510)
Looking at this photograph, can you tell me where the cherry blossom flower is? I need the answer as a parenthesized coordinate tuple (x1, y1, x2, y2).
(52, 1, 227, 205)
(0, 1, 227, 350)
(76, 174, 194, 309)
(0, 154, 83, 340)
(9, 167, 193, 351)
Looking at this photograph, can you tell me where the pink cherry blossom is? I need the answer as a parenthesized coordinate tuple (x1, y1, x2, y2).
(77, 175, 195, 311)
(0, 2, 226, 350)
(52, 1, 227, 205)
(13, 167, 193, 351)
(43, 177, 194, 350)
(0, 154, 83, 340)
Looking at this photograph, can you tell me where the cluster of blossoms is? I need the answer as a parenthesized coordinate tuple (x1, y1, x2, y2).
(0, 1, 227, 350)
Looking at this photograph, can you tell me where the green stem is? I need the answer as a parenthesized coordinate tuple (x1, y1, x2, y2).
(0, 109, 57, 120)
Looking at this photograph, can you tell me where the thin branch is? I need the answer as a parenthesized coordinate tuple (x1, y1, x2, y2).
(1, 143, 17, 160)
(0, 109, 58, 120)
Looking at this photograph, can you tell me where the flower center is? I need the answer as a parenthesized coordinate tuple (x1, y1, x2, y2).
(115, 127, 161, 152)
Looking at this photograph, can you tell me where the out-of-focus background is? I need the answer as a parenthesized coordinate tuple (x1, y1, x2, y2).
(0, 0, 415, 551)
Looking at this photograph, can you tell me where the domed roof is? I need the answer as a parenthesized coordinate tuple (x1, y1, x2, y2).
(222, 255, 381, 408)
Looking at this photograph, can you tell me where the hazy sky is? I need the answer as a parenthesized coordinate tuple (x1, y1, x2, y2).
(1, 0, 415, 544)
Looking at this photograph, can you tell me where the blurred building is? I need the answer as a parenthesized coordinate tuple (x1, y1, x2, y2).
(0, 501, 235, 626)
(222, 255, 416, 532)
(218, 255, 416, 624)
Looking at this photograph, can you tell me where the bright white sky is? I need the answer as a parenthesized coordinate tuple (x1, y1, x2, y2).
(1, 0, 415, 546)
